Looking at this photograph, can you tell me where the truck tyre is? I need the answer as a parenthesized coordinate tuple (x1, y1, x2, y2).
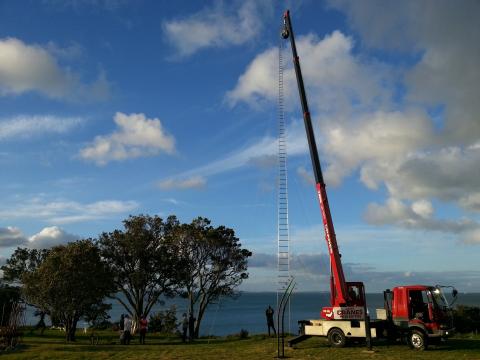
(328, 328, 346, 348)
(409, 329, 428, 351)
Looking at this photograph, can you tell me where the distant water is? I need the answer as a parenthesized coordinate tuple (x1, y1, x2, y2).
(24, 292, 480, 336)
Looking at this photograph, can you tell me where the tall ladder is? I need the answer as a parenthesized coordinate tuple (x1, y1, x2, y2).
(277, 36, 291, 329)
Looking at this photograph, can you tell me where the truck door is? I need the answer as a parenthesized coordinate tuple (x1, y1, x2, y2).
(408, 290, 430, 322)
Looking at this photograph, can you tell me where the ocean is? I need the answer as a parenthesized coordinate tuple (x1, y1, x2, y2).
(24, 292, 480, 336)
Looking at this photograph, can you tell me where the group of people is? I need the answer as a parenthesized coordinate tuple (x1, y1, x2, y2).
(116, 305, 276, 344)
(119, 314, 148, 345)
(181, 312, 196, 343)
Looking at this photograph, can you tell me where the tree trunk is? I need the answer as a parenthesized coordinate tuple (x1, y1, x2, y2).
(194, 304, 207, 339)
(65, 317, 78, 342)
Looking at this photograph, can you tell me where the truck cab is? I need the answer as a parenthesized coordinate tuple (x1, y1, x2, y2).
(387, 285, 455, 350)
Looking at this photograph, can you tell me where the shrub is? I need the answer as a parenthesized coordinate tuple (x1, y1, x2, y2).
(227, 329, 249, 340)
(239, 329, 249, 339)
(148, 305, 178, 333)
(454, 305, 480, 333)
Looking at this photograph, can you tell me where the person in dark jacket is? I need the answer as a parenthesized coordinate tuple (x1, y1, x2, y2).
(188, 312, 196, 341)
(181, 313, 188, 342)
(266, 305, 276, 336)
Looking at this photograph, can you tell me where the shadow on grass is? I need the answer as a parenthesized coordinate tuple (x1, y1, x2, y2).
(289, 336, 480, 353)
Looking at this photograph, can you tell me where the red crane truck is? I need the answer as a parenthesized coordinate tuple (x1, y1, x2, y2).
(282, 10, 457, 350)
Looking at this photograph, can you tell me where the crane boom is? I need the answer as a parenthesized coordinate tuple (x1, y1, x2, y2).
(282, 10, 348, 307)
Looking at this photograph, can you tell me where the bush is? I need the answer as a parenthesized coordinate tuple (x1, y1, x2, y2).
(239, 329, 249, 339)
(454, 305, 480, 333)
(148, 305, 178, 333)
(227, 329, 249, 340)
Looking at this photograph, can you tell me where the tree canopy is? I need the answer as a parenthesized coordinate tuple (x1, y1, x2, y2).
(97, 214, 184, 328)
(173, 217, 252, 337)
(1, 247, 50, 284)
(22, 240, 114, 342)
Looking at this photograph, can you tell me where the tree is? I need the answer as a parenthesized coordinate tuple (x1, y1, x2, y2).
(97, 214, 183, 329)
(22, 240, 114, 342)
(174, 217, 252, 338)
(1, 247, 51, 333)
(1, 247, 50, 284)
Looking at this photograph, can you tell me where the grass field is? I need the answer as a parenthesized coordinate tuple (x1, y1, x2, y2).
(2, 329, 480, 359)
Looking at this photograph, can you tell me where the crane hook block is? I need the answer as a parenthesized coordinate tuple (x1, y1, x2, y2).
(281, 28, 289, 39)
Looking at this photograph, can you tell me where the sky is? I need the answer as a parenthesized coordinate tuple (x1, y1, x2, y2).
(1, 0, 479, 293)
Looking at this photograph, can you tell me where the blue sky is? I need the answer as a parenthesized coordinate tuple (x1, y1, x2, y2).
(1, 0, 479, 292)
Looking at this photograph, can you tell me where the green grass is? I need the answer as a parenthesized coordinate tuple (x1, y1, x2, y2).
(2, 329, 480, 359)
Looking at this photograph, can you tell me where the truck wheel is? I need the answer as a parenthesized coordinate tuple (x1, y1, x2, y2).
(409, 329, 428, 351)
(328, 328, 346, 348)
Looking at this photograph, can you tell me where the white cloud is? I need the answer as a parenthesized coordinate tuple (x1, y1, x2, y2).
(0, 37, 110, 101)
(382, 144, 480, 204)
(163, 0, 273, 58)
(0, 115, 83, 140)
(297, 166, 315, 185)
(229, 2, 480, 246)
(411, 199, 433, 219)
(160, 119, 308, 185)
(157, 176, 206, 190)
(459, 193, 480, 213)
(0, 227, 27, 248)
(80, 112, 175, 165)
(0, 198, 139, 224)
(226, 47, 278, 107)
(364, 197, 480, 244)
(0, 225, 80, 250)
(28, 226, 78, 249)
(323, 109, 433, 187)
(329, 0, 480, 144)
(227, 31, 392, 112)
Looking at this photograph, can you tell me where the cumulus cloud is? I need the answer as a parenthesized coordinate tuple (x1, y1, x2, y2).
(229, 2, 480, 244)
(0, 227, 27, 248)
(0, 197, 139, 224)
(227, 31, 392, 112)
(80, 112, 175, 165)
(28, 226, 78, 249)
(226, 47, 278, 107)
(157, 176, 206, 190)
(364, 197, 480, 244)
(0, 37, 110, 101)
(330, 0, 480, 143)
(163, 0, 273, 58)
(0, 225, 79, 249)
(0, 115, 83, 140)
(323, 109, 434, 186)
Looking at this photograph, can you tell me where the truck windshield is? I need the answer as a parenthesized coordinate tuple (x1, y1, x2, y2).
(430, 287, 450, 309)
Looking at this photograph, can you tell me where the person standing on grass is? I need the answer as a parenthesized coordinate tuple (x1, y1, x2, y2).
(123, 314, 132, 345)
(266, 305, 276, 336)
(139, 316, 148, 344)
(181, 313, 188, 343)
(188, 312, 196, 341)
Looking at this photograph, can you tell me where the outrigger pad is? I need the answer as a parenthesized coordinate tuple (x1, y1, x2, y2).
(287, 334, 312, 347)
